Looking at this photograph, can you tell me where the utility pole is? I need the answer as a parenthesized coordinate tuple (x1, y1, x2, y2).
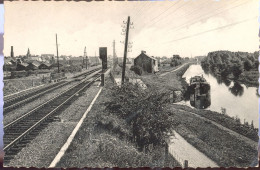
(56, 34, 60, 73)
(121, 16, 130, 85)
(113, 40, 116, 69)
(84, 46, 88, 69)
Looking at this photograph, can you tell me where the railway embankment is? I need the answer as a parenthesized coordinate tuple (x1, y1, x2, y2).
(57, 79, 180, 168)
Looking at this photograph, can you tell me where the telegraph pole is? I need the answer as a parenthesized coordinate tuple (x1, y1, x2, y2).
(56, 34, 60, 73)
(121, 16, 130, 85)
(84, 46, 88, 69)
(113, 40, 116, 69)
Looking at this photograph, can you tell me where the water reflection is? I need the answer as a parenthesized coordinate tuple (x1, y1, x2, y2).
(186, 77, 211, 109)
(190, 91, 211, 109)
(207, 73, 245, 97)
(214, 77, 232, 87)
(229, 82, 244, 97)
(182, 64, 258, 127)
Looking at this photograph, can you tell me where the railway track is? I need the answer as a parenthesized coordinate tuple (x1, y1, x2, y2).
(3, 71, 101, 163)
(4, 67, 101, 114)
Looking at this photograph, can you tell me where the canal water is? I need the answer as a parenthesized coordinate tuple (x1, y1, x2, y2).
(181, 64, 259, 127)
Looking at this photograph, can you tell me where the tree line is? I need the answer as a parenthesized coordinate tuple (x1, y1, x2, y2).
(201, 51, 258, 79)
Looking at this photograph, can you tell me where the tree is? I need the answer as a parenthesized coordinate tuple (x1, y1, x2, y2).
(232, 60, 243, 79)
(244, 59, 253, 71)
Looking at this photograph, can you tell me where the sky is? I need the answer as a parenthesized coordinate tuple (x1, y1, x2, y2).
(3, 0, 259, 58)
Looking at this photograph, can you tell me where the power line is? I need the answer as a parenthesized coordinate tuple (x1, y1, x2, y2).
(140, 0, 253, 48)
(132, 1, 153, 21)
(137, 0, 246, 35)
(164, 0, 250, 35)
(146, 0, 186, 28)
(144, 16, 257, 48)
(142, 0, 181, 26)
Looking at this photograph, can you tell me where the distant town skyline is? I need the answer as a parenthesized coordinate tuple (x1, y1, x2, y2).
(4, 0, 258, 58)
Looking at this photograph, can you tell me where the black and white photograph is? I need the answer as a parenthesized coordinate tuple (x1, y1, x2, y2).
(1, 0, 259, 168)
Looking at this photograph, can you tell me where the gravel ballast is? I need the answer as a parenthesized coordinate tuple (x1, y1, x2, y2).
(4, 82, 101, 167)
(4, 81, 79, 125)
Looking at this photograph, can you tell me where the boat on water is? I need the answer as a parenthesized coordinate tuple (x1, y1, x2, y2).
(189, 75, 211, 109)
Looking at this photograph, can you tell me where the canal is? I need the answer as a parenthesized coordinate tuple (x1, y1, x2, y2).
(181, 64, 259, 127)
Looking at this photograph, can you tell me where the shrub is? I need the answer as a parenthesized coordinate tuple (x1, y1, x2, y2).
(130, 65, 143, 75)
(105, 84, 175, 151)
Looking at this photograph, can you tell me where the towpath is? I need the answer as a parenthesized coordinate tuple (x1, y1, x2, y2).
(169, 131, 218, 167)
(159, 63, 189, 77)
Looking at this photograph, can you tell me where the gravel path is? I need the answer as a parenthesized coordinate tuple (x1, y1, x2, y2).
(4, 83, 101, 167)
(4, 81, 78, 126)
(169, 131, 218, 167)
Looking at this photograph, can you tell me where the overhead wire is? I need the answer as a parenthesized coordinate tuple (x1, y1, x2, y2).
(141, 0, 253, 48)
(164, 0, 251, 35)
(143, 16, 257, 48)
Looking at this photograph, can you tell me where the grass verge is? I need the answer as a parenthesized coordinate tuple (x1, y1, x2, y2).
(57, 79, 180, 168)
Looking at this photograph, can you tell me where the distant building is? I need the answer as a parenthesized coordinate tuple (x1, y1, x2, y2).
(4, 57, 16, 71)
(39, 62, 51, 70)
(27, 61, 41, 70)
(41, 54, 55, 62)
(134, 51, 159, 73)
(16, 62, 29, 71)
(26, 48, 31, 58)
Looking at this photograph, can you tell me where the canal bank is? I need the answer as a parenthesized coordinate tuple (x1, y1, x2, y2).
(141, 63, 258, 167)
(182, 64, 258, 128)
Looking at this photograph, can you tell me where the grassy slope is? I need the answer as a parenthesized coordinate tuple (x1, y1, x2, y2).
(57, 79, 180, 168)
(141, 64, 190, 92)
(168, 105, 258, 167)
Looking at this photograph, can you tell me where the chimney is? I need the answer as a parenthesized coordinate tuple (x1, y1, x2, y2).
(141, 50, 146, 54)
(11, 46, 14, 58)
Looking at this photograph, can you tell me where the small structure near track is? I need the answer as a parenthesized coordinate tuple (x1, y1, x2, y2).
(134, 51, 159, 73)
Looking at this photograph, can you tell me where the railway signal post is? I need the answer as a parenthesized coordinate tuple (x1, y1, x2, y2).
(99, 47, 107, 86)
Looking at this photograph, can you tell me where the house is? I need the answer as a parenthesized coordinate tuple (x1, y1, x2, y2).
(4, 58, 16, 71)
(134, 51, 159, 73)
(27, 61, 41, 70)
(16, 62, 29, 71)
(39, 62, 51, 69)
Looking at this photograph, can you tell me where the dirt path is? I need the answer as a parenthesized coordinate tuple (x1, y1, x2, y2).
(169, 131, 218, 167)
(159, 63, 188, 77)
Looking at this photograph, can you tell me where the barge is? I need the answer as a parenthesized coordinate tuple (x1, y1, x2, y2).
(189, 75, 211, 109)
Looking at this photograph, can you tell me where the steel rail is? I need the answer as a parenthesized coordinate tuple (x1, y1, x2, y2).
(4, 67, 102, 114)
(4, 73, 100, 151)
(4, 81, 70, 113)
